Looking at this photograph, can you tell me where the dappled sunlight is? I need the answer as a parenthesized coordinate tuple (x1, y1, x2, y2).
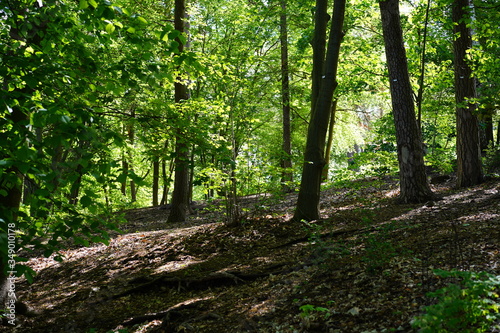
(153, 258, 205, 274)
(16, 178, 500, 332)
(458, 212, 500, 223)
(247, 299, 276, 317)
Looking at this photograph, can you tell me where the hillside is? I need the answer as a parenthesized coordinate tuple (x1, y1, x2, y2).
(13, 177, 500, 333)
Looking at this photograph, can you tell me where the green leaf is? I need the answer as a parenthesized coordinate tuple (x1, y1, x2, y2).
(168, 30, 181, 40)
(137, 16, 148, 26)
(15, 264, 36, 283)
(79, 0, 89, 9)
(60, 115, 71, 124)
(80, 195, 92, 208)
(0, 160, 14, 168)
(88, 0, 98, 9)
(105, 23, 115, 34)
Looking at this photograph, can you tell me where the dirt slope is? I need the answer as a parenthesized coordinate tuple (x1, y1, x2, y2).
(10, 177, 500, 332)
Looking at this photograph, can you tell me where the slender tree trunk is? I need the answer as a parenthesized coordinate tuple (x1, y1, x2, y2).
(293, 0, 346, 222)
(152, 158, 160, 206)
(452, 0, 483, 187)
(168, 0, 190, 222)
(121, 158, 128, 196)
(379, 0, 435, 203)
(416, 0, 431, 130)
(128, 108, 137, 202)
(160, 158, 174, 206)
(280, 0, 293, 192)
(224, 113, 241, 226)
(322, 99, 338, 182)
(188, 147, 195, 214)
(311, 0, 329, 113)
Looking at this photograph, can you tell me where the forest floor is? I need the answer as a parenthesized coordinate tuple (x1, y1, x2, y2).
(11, 176, 500, 333)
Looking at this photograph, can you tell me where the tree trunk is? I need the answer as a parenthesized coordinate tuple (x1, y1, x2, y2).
(293, 0, 346, 222)
(128, 108, 137, 202)
(322, 99, 338, 182)
(311, 0, 329, 113)
(280, 0, 293, 192)
(416, 0, 431, 130)
(452, 0, 483, 187)
(379, 0, 435, 203)
(152, 158, 160, 206)
(121, 158, 128, 196)
(168, 0, 190, 223)
(160, 157, 174, 206)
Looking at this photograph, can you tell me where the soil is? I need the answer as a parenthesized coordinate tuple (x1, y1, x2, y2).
(8, 176, 500, 332)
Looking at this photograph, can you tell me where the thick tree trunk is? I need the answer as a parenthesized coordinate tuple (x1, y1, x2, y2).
(293, 0, 346, 222)
(280, 0, 293, 192)
(168, 0, 190, 222)
(452, 0, 483, 187)
(168, 136, 190, 222)
(379, 0, 435, 203)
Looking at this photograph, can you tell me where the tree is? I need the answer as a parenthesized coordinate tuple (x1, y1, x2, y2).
(293, 0, 346, 222)
(280, 0, 293, 192)
(0, 0, 182, 318)
(452, 0, 483, 187)
(379, 0, 435, 203)
(168, 0, 191, 222)
(473, 0, 500, 152)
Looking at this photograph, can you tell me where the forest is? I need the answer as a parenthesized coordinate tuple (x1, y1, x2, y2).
(1, 0, 499, 332)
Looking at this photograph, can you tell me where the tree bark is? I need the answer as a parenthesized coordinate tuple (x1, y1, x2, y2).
(311, 0, 329, 114)
(168, 0, 190, 222)
(280, 0, 293, 192)
(379, 0, 435, 203)
(452, 0, 483, 187)
(322, 99, 337, 182)
(152, 158, 160, 206)
(128, 108, 137, 202)
(416, 0, 431, 130)
(293, 0, 346, 222)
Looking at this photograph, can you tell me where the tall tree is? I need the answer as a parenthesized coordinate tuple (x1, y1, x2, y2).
(379, 0, 435, 203)
(452, 0, 483, 187)
(293, 0, 346, 222)
(280, 0, 293, 191)
(168, 0, 191, 222)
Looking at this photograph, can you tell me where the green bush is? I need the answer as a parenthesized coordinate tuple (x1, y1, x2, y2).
(484, 143, 500, 174)
(412, 269, 500, 333)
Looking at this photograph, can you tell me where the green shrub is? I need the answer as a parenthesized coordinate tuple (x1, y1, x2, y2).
(412, 269, 500, 333)
(425, 147, 456, 174)
(484, 143, 500, 174)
